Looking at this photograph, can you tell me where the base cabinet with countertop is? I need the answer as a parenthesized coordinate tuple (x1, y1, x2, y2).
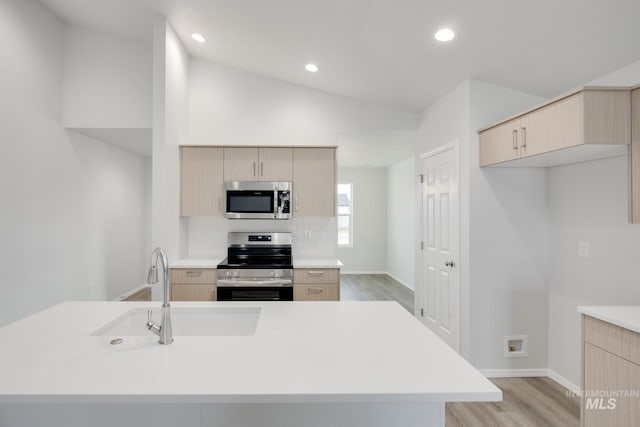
(170, 268, 216, 301)
(580, 307, 640, 426)
(293, 268, 340, 301)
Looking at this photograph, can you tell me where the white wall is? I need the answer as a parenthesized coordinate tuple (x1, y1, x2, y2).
(63, 24, 152, 128)
(151, 18, 188, 278)
(415, 79, 548, 367)
(386, 157, 415, 289)
(188, 59, 419, 147)
(545, 63, 640, 388)
(548, 157, 640, 386)
(337, 168, 387, 273)
(0, 0, 149, 326)
(468, 80, 549, 371)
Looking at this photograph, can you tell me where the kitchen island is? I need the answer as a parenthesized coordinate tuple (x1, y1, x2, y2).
(0, 301, 500, 426)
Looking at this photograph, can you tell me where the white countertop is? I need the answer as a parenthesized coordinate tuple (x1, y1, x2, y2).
(171, 258, 343, 269)
(578, 306, 640, 334)
(0, 301, 499, 404)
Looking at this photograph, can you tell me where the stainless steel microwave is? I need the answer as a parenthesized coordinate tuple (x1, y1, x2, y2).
(224, 181, 291, 219)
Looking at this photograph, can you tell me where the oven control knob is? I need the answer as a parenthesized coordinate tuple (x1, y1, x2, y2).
(226, 271, 231, 277)
(233, 270, 239, 278)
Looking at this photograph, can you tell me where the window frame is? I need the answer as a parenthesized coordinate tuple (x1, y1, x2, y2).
(337, 182, 353, 247)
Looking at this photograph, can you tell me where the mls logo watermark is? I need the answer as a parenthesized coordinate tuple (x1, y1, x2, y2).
(585, 397, 616, 410)
(567, 389, 640, 410)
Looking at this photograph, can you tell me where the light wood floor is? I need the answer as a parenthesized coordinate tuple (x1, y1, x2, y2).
(340, 274, 414, 313)
(446, 377, 580, 427)
(340, 274, 580, 427)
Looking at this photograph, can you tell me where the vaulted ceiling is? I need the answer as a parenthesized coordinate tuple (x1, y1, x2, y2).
(40, 0, 640, 113)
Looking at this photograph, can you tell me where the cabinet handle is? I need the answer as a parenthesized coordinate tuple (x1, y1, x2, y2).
(521, 127, 527, 148)
(308, 271, 325, 275)
(512, 130, 518, 151)
(260, 162, 264, 177)
(186, 271, 202, 276)
(308, 287, 324, 294)
(253, 162, 256, 176)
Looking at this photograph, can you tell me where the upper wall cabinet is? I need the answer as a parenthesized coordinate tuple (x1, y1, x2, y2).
(630, 88, 640, 224)
(293, 147, 336, 217)
(180, 147, 224, 216)
(223, 147, 293, 182)
(479, 88, 631, 167)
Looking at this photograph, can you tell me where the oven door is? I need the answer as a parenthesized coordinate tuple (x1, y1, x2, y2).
(217, 286, 293, 301)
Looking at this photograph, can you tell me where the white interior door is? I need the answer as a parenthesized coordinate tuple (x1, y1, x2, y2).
(418, 147, 459, 351)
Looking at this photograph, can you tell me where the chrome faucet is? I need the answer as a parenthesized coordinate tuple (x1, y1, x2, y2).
(145, 247, 173, 345)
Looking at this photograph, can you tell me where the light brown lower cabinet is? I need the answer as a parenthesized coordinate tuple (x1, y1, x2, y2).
(582, 315, 640, 426)
(293, 268, 340, 301)
(169, 268, 217, 301)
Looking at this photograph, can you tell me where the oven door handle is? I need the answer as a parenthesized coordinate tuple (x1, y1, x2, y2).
(217, 279, 293, 287)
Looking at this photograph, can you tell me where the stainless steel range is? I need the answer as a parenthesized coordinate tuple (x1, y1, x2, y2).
(216, 232, 293, 301)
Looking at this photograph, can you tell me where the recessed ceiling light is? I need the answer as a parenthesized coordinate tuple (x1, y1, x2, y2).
(305, 63, 319, 73)
(434, 28, 455, 42)
(192, 33, 206, 43)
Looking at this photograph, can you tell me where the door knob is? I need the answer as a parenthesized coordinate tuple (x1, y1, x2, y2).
(445, 260, 455, 268)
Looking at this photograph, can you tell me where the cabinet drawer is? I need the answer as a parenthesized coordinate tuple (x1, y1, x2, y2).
(294, 283, 339, 301)
(294, 268, 339, 284)
(584, 315, 640, 365)
(170, 268, 216, 284)
(171, 284, 216, 301)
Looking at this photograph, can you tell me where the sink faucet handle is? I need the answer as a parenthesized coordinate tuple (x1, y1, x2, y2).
(147, 310, 152, 324)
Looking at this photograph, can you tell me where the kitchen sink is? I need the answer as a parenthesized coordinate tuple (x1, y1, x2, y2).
(92, 306, 261, 337)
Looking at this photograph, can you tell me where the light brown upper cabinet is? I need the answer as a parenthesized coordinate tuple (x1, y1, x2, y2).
(180, 146, 224, 216)
(223, 147, 293, 182)
(293, 147, 336, 217)
(479, 88, 631, 167)
(630, 88, 640, 223)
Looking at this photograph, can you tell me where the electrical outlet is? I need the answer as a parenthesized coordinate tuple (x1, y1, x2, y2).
(578, 241, 590, 258)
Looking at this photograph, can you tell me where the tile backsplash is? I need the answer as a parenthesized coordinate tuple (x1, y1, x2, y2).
(183, 216, 337, 260)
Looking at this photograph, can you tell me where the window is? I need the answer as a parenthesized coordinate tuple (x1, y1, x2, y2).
(337, 183, 353, 246)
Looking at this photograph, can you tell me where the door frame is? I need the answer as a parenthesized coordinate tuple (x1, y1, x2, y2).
(415, 141, 462, 353)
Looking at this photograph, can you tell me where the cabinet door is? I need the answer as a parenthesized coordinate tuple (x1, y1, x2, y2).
(258, 147, 293, 181)
(520, 92, 583, 158)
(478, 118, 521, 166)
(583, 342, 640, 427)
(293, 148, 336, 216)
(224, 147, 259, 181)
(180, 147, 224, 216)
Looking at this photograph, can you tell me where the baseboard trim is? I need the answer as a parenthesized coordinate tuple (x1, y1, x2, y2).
(480, 369, 548, 378)
(547, 369, 581, 394)
(480, 368, 581, 394)
(384, 272, 415, 291)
